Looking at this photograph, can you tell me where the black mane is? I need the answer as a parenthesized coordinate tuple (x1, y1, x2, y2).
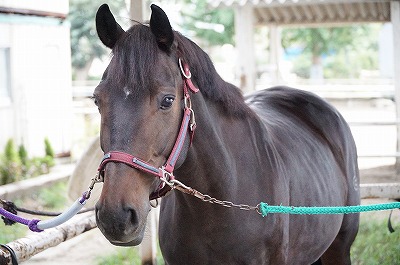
(174, 32, 250, 117)
(111, 24, 250, 117)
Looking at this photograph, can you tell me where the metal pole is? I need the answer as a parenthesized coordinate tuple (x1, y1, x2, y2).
(391, 1, 400, 174)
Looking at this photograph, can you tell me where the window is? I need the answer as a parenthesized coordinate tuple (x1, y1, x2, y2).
(0, 48, 11, 105)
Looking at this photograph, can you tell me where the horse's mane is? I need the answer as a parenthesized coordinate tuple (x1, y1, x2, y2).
(111, 24, 250, 118)
(174, 32, 250, 117)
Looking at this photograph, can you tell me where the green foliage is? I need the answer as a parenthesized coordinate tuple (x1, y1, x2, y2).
(323, 50, 355, 79)
(0, 181, 68, 243)
(18, 144, 28, 167)
(67, 0, 127, 79)
(351, 219, 400, 264)
(0, 138, 57, 185)
(18, 144, 29, 176)
(291, 53, 312, 79)
(0, 139, 22, 184)
(282, 24, 381, 79)
(96, 245, 165, 265)
(0, 221, 26, 243)
(44, 137, 55, 169)
(96, 247, 141, 265)
(44, 137, 55, 158)
(282, 26, 368, 58)
(35, 181, 68, 210)
(181, 0, 234, 46)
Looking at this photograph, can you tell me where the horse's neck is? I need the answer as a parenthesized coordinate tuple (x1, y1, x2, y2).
(176, 96, 268, 195)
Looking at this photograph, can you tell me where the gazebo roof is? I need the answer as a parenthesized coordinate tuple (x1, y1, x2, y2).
(209, 0, 392, 25)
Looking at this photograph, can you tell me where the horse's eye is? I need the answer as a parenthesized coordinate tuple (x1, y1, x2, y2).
(91, 95, 98, 106)
(91, 95, 101, 113)
(160, 95, 175, 110)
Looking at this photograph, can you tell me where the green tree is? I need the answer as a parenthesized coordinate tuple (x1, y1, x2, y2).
(18, 144, 28, 167)
(281, 25, 378, 79)
(181, 0, 234, 46)
(0, 139, 22, 184)
(43, 138, 55, 169)
(68, 0, 127, 80)
(18, 143, 29, 175)
(44, 137, 55, 158)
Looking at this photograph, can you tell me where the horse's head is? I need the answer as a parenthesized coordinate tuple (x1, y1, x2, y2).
(93, 4, 191, 246)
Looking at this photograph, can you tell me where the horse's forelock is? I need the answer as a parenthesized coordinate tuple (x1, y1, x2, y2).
(110, 24, 159, 97)
(109, 25, 249, 117)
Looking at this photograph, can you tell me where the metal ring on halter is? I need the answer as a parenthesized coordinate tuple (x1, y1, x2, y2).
(179, 58, 192, 79)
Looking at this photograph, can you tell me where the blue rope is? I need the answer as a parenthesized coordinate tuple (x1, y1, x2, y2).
(259, 202, 400, 217)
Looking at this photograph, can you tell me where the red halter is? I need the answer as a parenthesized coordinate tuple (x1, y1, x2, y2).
(97, 58, 199, 200)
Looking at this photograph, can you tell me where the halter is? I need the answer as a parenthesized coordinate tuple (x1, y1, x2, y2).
(97, 58, 199, 200)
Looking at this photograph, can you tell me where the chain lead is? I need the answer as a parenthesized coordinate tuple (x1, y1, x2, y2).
(169, 179, 262, 215)
(84, 172, 104, 200)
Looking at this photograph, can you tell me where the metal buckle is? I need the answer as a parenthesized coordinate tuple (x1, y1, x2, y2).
(189, 108, 196, 131)
(183, 96, 196, 131)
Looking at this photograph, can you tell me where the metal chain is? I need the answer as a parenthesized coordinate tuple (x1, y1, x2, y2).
(161, 178, 262, 215)
(84, 172, 104, 200)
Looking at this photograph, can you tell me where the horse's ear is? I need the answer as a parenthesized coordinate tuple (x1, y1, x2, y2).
(150, 4, 174, 52)
(96, 4, 125, 49)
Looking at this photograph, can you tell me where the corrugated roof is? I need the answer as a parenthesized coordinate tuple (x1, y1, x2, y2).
(209, 0, 392, 25)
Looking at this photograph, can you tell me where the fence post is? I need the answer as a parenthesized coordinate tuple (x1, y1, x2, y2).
(391, 1, 400, 174)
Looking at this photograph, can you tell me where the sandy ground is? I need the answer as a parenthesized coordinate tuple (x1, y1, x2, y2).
(22, 228, 121, 265)
(19, 99, 400, 264)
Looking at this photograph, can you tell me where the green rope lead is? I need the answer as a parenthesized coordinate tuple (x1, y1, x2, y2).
(259, 202, 400, 217)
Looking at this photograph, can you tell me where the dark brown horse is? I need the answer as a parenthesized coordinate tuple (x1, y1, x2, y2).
(93, 4, 360, 264)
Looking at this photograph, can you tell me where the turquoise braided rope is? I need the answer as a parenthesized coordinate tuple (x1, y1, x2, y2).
(259, 202, 400, 217)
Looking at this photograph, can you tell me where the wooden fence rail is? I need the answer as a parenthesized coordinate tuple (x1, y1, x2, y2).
(0, 212, 96, 265)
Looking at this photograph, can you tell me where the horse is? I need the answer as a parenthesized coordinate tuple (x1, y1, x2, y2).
(93, 4, 360, 264)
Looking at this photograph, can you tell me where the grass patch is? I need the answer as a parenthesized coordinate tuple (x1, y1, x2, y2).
(0, 180, 68, 243)
(0, 222, 27, 243)
(96, 245, 165, 265)
(34, 181, 68, 210)
(96, 247, 141, 265)
(351, 218, 400, 264)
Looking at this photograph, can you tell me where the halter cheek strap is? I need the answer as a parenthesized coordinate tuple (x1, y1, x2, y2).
(97, 58, 199, 200)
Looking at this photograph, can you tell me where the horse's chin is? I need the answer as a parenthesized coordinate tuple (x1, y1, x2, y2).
(104, 227, 146, 247)
(109, 237, 143, 246)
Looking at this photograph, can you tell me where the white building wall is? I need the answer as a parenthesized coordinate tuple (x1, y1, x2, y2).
(0, 0, 68, 14)
(0, 3, 72, 156)
(379, 23, 394, 78)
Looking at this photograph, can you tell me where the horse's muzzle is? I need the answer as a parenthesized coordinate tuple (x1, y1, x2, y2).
(95, 202, 146, 246)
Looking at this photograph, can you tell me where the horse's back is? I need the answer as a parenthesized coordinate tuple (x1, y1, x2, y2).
(246, 86, 359, 191)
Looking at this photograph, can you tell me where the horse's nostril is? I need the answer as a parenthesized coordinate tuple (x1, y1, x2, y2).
(123, 206, 138, 226)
